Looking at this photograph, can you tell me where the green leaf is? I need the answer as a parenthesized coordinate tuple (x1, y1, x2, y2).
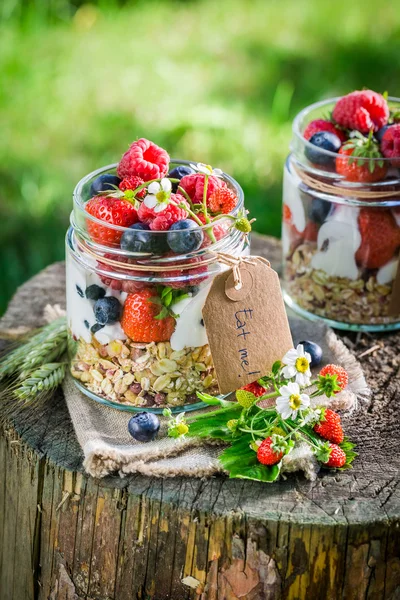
(161, 286, 172, 299)
(196, 391, 233, 408)
(149, 296, 162, 306)
(272, 360, 282, 375)
(164, 290, 173, 307)
(339, 437, 357, 469)
(154, 306, 169, 320)
(187, 406, 242, 439)
(219, 435, 281, 482)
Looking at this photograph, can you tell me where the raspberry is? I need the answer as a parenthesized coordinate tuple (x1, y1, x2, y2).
(257, 437, 283, 466)
(324, 443, 346, 468)
(303, 119, 347, 143)
(179, 173, 226, 204)
(319, 364, 349, 392)
(332, 90, 389, 133)
(137, 201, 156, 224)
(119, 176, 146, 198)
(117, 138, 170, 181)
(381, 124, 400, 167)
(85, 196, 138, 246)
(149, 195, 189, 231)
(241, 382, 266, 397)
(159, 263, 208, 289)
(197, 214, 229, 248)
(356, 208, 400, 269)
(314, 409, 344, 444)
(97, 254, 152, 293)
(208, 187, 238, 214)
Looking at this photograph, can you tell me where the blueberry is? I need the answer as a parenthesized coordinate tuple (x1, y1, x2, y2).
(308, 198, 333, 224)
(90, 174, 121, 196)
(305, 132, 342, 167)
(76, 285, 84, 298)
(375, 124, 392, 144)
(168, 165, 195, 192)
(91, 322, 104, 334)
(167, 219, 204, 253)
(121, 223, 168, 254)
(298, 340, 323, 367)
(128, 412, 160, 442)
(93, 296, 122, 325)
(85, 284, 106, 300)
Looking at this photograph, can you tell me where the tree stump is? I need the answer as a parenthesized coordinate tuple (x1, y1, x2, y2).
(0, 233, 399, 600)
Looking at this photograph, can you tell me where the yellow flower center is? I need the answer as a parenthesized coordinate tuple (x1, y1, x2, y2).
(295, 357, 309, 373)
(289, 394, 301, 410)
(156, 190, 168, 203)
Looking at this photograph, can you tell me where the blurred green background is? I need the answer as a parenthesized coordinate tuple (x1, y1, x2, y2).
(1, 0, 400, 314)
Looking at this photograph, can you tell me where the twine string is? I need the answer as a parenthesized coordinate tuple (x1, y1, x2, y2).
(294, 166, 400, 200)
(214, 252, 270, 290)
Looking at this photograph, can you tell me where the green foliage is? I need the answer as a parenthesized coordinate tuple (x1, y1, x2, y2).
(2, 0, 400, 312)
(219, 435, 281, 482)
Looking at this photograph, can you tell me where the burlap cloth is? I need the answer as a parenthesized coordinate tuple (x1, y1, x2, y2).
(63, 317, 370, 479)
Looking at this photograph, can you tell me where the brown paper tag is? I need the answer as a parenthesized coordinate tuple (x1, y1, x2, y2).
(202, 257, 293, 394)
(388, 260, 400, 316)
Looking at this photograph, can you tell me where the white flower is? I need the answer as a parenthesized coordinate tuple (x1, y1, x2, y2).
(276, 382, 310, 420)
(281, 344, 312, 386)
(143, 178, 172, 213)
(189, 162, 223, 177)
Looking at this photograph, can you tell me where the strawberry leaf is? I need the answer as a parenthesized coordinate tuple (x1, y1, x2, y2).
(219, 435, 281, 482)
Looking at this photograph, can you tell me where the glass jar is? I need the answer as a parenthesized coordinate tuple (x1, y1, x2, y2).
(66, 160, 249, 412)
(282, 97, 400, 331)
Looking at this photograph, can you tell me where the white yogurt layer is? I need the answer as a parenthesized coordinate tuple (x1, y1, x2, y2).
(283, 167, 306, 233)
(66, 258, 127, 344)
(311, 207, 361, 280)
(377, 258, 399, 285)
(170, 284, 210, 351)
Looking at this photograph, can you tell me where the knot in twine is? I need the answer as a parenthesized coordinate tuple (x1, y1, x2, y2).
(213, 252, 270, 290)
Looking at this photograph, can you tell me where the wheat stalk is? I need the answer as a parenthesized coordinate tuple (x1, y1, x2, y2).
(14, 363, 66, 401)
(0, 317, 67, 381)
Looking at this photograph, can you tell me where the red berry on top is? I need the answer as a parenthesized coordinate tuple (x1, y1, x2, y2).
(336, 145, 387, 183)
(208, 187, 238, 214)
(355, 208, 400, 269)
(119, 176, 146, 198)
(85, 196, 138, 245)
(324, 443, 346, 468)
(117, 138, 170, 181)
(319, 364, 349, 392)
(314, 409, 344, 444)
(121, 288, 176, 343)
(303, 119, 347, 143)
(97, 254, 152, 293)
(179, 173, 226, 204)
(148, 195, 189, 231)
(257, 437, 283, 466)
(381, 124, 400, 167)
(241, 381, 266, 397)
(332, 90, 389, 133)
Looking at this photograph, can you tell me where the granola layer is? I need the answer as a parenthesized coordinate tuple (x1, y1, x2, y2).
(285, 243, 399, 325)
(70, 335, 217, 407)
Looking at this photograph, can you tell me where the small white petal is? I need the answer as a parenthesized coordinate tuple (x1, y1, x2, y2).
(280, 406, 293, 420)
(282, 348, 299, 364)
(148, 182, 161, 195)
(213, 168, 223, 177)
(287, 381, 300, 395)
(300, 394, 311, 408)
(189, 163, 198, 171)
(304, 351, 312, 363)
(291, 410, 299, 420)
(154, 201, 168, 213)
(278, 384, 294, 397)
(296, 343, 304, 355)
(161, 178, 172, 193)
(144, 195, 157, 208)
(282, 365, 296, 379)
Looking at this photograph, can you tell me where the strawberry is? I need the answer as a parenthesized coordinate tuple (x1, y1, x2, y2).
(332, 90, 389, 133)
(356, 208, 400, 269)
(85, 196, 138, 245)
(324, 443, 346, 468)
(241, 382, 266, 397)
(121, 288, 176, 343)
(303, 119, 347, 143)
(319, 364, 348, 392)
(257, 437, 283, 466)
(335, 133, 387, 183)
(314, 409, 344, 444)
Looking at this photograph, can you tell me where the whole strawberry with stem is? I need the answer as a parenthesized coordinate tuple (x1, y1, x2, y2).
(85, 196, 138, 245)
(324, 443, 347, 468)
(336, 131, 387, 182)
(121, 288, 176, 343)
(257, 437, 284, 466)
(314, 409, 344, 444)
(356, 208, 400, 269)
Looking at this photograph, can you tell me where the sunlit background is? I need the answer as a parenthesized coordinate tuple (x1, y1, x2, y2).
(1, 0, 400, 313)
